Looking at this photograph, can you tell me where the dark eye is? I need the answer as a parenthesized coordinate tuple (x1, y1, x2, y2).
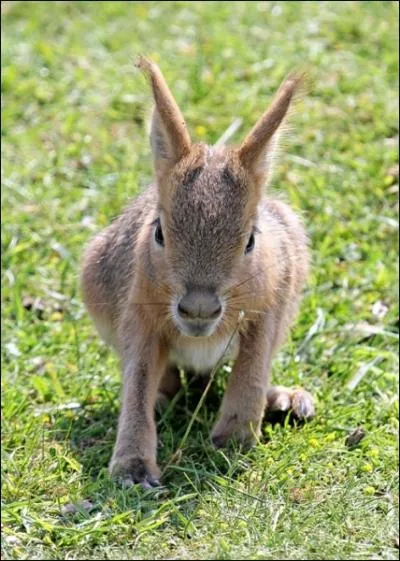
(245, 232, 255, 254)
(154, 219, 164, 247)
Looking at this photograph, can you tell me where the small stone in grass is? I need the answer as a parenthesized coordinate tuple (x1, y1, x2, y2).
(61, 500, 94, 515)
(28, 356, 46, 373)
(371, 300, 389, 319)
(345, 427, 366, 448)
(5, 535, 20, 546)
(61, 503, 76, 515)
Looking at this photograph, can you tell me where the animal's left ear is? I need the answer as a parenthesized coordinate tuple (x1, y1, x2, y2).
(238, 72, 306, 185)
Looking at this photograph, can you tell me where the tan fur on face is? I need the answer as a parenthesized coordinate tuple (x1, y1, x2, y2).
(80, 58, 312, 485)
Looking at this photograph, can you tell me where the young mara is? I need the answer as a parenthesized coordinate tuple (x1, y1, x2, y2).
(81, 57, 314, 488)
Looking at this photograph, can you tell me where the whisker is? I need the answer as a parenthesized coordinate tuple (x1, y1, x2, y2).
(222, 260, 282, 297)
(229, 306, 270, 316)
(89, 301, 170, 306)
(131, 302, 170, 306)
(223, 271, 263, 296)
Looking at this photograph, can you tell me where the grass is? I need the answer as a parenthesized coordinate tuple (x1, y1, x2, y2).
(1, 1, 399, 559)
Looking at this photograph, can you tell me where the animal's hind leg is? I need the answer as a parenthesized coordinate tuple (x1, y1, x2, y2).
(266, 386, 315, 421)
(157, 365, 181, 406)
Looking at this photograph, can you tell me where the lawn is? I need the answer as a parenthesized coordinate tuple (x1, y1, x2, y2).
(1, 1, 399, 559)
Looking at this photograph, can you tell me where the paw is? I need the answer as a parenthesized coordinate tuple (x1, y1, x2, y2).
(266, 386, 315, 420)
(211, 414, 261, 449)
(109, 453, 161, 489)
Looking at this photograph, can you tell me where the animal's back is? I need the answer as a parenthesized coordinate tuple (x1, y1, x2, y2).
(263, 196, 309, 289)
(260, 195, 310, 339)
(81, 185, 157, 340)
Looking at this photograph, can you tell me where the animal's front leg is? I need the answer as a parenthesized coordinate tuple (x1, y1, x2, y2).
(109, 334, 167, 488)
(211, 317, 276, 448)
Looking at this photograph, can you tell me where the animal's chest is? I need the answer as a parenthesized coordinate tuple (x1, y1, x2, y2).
(169, 333, 239, 373)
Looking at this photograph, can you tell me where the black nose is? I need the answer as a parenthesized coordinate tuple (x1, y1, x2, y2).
(178, 288, 222, 321)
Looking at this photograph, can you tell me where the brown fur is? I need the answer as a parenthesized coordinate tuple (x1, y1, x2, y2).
(80, 58, 314, 486)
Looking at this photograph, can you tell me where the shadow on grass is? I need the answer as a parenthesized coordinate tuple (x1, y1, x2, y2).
(52, 374, 225, 477)
(52, 372, 309, 492)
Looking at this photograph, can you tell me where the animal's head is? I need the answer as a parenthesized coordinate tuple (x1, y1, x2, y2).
(137, 56, 304, 338)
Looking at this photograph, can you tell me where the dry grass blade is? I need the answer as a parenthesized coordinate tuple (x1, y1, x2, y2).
(162, 311, 244, 476)
(214, 118, 243, 147)
(346, 357, 383, 391)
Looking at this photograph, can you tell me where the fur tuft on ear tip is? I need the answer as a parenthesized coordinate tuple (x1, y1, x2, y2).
(280, 68, 312, 107)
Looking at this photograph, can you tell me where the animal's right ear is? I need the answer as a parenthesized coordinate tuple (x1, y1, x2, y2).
(137, 56, 191, 178)
(238, 71, 306, 187)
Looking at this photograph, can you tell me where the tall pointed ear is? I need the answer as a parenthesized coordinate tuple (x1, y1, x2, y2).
(238, 72, 306, 184)
(137, 56, 191, 178)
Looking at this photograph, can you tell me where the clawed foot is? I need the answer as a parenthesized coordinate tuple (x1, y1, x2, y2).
(109, 454, 161, 490)
(266, 385, 315, 421)
(211, 386, 315, 449)
(211, 407, 263, 450)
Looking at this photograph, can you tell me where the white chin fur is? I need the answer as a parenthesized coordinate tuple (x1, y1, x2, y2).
(169, 331, 239, 373)
(174, 318, 219, 338)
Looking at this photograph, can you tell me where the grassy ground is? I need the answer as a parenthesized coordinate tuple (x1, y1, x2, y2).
(1, 1, 399, 559)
